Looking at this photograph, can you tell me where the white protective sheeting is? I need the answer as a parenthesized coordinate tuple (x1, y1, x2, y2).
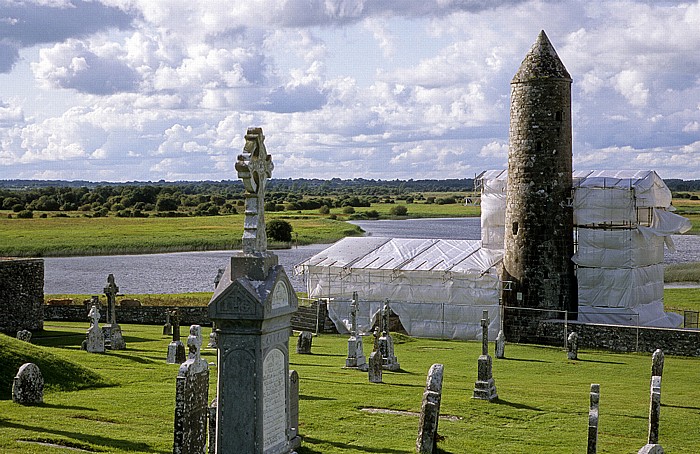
(577, 264, 664, 309)
(573, 228, 665, 268)
(295, 237, 503, 340)
(478, 170, 507, 250)
(577, 300, 682, 328)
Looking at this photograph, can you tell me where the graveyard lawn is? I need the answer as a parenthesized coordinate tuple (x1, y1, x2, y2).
(1, 325, 699, 453)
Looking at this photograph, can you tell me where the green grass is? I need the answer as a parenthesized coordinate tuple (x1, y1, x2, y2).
(0, 214, 363, 257)
(2, 325, 699, 453)
(665, 262, 700, 284)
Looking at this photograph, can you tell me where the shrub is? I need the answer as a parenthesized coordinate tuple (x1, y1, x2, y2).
(365, 210, 380, 219)
(389, 205, 408, 216)
(342, 206, 355, 214)
(266, 219, 293, 242)
(318, 205, 330, 215)
(17, 210, 34, 219)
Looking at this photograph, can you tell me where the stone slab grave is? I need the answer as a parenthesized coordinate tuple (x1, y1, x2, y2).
(588, 384, 600, 454)
(416, 363, 444, 454)
(376, 301, 400, 371)
(167, 309, 186, 364)
(567, 331, 579, 360)
(102, 274, 126, 350)
(208, 127, 300, 454)
(368, 351, 383, 384)
(173, 325, 209, 454)
(85, 304, 105, 353)
(296, 331, 313, 354)
(345, 292, 367, 371)
(163, 309, 173, 336)
(16, 329, 32, 342)
(473, 309, 497, 401)
(638, 348, 664, 454)
(495, 329, 505, 359)
(13, 363, 43, 405)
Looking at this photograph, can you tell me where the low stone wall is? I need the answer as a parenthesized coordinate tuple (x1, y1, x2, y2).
(45, 305, 211, 326)
(0, 258, 44, 334)
(537, 320, 700, 357)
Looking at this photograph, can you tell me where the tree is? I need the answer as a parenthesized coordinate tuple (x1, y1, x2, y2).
(389, 205, 408, 216)
(155, 195, 179, 212)
(266, 219, 293, 242)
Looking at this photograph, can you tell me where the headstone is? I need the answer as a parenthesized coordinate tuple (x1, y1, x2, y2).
(588, 384, 600, 454)
(651, 349, 664, 378)
(167, 309, 186, 364)
(638, 444, 664, 454)
(567, 331, 579, 360)
(208, 127, 299, 454)
(473, 310, 497, 401)
(289, 370, 301, 450)
(368, 351, 383, 384)
(495, 329, 505, 359)
(647, 375, 662, 445)
(345, 292, 368, 371)
(173, 325, 210, 454)
(85, 304, 105, 353)
(377, 301, 400, 371)
(16, 329, 32, 342)
(296, 331, 313, 354)
(12, 363, 43, 405)
(416, 364, 444, 454)
(208, 326, 218, 349)
(102, 274, 126, 350)
(163, 309, 173, 336)
(208, 398, 217, 454)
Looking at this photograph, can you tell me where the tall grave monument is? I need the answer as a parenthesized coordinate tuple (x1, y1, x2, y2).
(345, 292, 367, 371)
(103, 274, 126, 350)
(208, 127, 300, 454)
(473, 310, 497, 401)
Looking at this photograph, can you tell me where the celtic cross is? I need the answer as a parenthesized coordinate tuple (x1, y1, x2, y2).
(103, 274, 118, 325)
(187, 325, 203, 361)
(236, 127, 274, 254)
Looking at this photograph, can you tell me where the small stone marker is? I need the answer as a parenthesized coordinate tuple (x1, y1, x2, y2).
(651, 349, 664, 378)
(12, 363, 43, 405)
(208, 397, 217, 454)
(495, 329, 505, 359)
(173, 325, 210, 454)
(163, 310, 173, 336)
(296, 331, 313, 354)
(85, 304, 105, 353)
(588, 384, 600, 454)
(102, 274, 126, 350)
(368, 351, 383, 383)
(416, 363, 444, 454)
(377, 301, 400, 371)
(289, 370, 301, 450)
(16, 329, 32, 342)
(207, 324, 218, 349)
(167, 309, 186, 364)
(638, 374, 664, 453)
(567, 331, 579, 360)
(345, 292, 368, 371)
(208, 127, 299, 454)
(473, 310, 497, 401)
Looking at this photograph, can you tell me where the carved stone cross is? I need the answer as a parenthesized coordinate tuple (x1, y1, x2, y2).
(381, 301, 389, 335)
(170, 309, 181, 342)
(481, 310, 489, 356)
(88, 305, 100, 327)
(235, 127, 274, 254)
(103, 274, 119, 325)
(350, 291, 358, 336)
(187, 325, 203, 362)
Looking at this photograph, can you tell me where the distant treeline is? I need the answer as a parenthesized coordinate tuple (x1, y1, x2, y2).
(0, 178, 473, 218)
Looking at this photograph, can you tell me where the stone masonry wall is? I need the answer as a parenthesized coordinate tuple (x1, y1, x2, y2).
(0, 258, 44, 334)
(537, 320, 700, 357)
(45, 304, 211, 326)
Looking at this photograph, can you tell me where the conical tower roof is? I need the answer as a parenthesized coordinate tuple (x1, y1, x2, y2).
(512, 30, 571, 83)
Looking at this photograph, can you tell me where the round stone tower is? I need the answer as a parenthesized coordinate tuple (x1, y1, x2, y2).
(502, 30, 577, 342)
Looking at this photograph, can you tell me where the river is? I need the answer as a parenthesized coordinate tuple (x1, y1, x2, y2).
(43, 217, 699, 295)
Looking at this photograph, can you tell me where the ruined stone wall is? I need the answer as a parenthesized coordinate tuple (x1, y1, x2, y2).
(537, 320, 700, 357)
(0, 258, 44, 334)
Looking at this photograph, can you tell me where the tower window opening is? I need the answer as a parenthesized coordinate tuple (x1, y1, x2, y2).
(555, 111, 563, 121)
(512, 221, 519, 236)
(536, 141, 542, 152)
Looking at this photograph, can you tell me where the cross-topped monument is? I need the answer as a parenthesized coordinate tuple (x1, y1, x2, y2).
(236, 127, 274, 255)
(104, 274, 119, 325)
(473, 309, 497, 401)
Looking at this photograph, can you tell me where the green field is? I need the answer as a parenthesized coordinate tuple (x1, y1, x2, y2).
(1, 326, 699, 453)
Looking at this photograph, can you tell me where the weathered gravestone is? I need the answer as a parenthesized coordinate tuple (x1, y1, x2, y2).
(167, 309, 186, 364)
(416, 363, 444, 454)
(638, 375, 663, 453)
(102, 274, 126, 350)
(588, 384, 600, 454)
(288, 370, 301, 450)
(368, 351, 383, 384)
(473, 310, 497, 401)
(345, 292, 368, 371)
(377, 301, 400, 371)
(208, 398, 217, 454)
(296, 331, 313, 354)
(173, 325, 209, 454)
(16, 329, 32, 342)
(85, 304, 105, 353)
(12, 363, 43, 405)
(567, 331, 579, 360)
(651, 349, 664, 378)
(495, 329, 505, 359)
(208, 127, 299, 454)
(163, 309, 173, 336)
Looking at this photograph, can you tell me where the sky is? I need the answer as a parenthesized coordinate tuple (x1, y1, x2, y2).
(0, 0, 700, 182)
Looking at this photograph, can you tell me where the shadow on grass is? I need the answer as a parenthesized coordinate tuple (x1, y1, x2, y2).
(0, 418, 164, 453)
(662, 402, 700, 411)
(498, 357, 550, 363)
(38, 402, 97, 411)
(298, 352, 346, 358)
(300, 436, 409, 453)
(105, 351, 158, 365)
(493, 398, 543, 412)
(576, 358, 626, 365)
(299, 394, 336, 401)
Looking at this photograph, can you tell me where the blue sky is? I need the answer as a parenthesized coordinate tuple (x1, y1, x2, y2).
(0, 0, 699, 182)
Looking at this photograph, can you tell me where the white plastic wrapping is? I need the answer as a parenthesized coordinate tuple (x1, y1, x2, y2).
(577, 300, 682, 328)
(573, 228, 665, 268)
(478, 170, 507, 250)
(577, 264, 664, 309)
